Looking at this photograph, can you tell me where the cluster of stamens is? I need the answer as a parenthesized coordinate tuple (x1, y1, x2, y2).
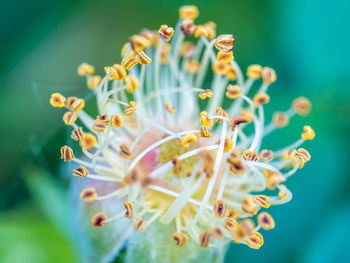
(50, 5, 314, 250)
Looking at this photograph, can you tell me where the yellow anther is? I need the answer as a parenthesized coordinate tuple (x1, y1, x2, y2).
(200, 111, 214, 127)
(254, 195, 271, 208)
(110, 64, 127, 80)
(133, 217, 147, 232)
(212, 62, 229, 75)
(227, 209, 238, 220)
(63, 111, 77, 125)
(65, 97, 77, 108)
(164, 101, 176, 114)
(278, 184, 288, 199)
(263, 170, 284, 190)
(172, 156, 182, 175)
(129, 34, 151, 52)
(199, 230, 212, 248)
(79, 133, 97, 150)
(217, 51, 234, 64)
(223, 136, 233, 153)
(240, 219, 255, 236)
(273, 112, 289, 128)
(80, 188, 97, 202)
(121, 42, 135, 58)
(262, 67, 277, 85)
(50, 93, 66, 108)
(215, 34, 235, 52)
(226, 85, 241, 99)
(71, 98, 85, 112)
(230, 115, 252, 131)
(253, 93, 270, 107)
(292, 97, 311, 116)
(71, 127, 84, 141)
(198, 89, 213, 100)
(125, 74, 139, 93)
(135, 50, 152, 65)
(184, 60, 200, 74)
(227, 148, 241, 165)
(78, 63, 94, 76)
(158, 24, 174, 41)
(181, 133, 197, 148)
(124, 169, 139, 185)
(213, 200, 228, 218)
(247, 64, 263, 79)
(172, 232, 189, 247)
(204, 21, 216, 40)
(93, 119, 108, 133)
(295, 148, 311, 162)
(104, 66, 115, 81)
(226, 65, 237, 80)
(194, 25, 209, 38)
(230, 224, 246, 243)
(73, 165, 88, 177)
(140, 28, 159, 45)
(229, 161, 245, 175)
(181, 42, 196, 57)
(246, 232, 264, 249)
(179, 5, 199, 20)
(210, 227, 224, 240)
(91, 213, 107, 227)
(124, 101, 136, 116)
(302, 125, 315, 140)
(242, 196, 258, 217)
(257, 212, 275, 230)
(86, 75, 102, 90)
(120, 143, 133, 159)
(224, 218, 238, 234)
(110, 114, 124, 128)
(123, 202, 134, 218)
(121, 56, 138, 71)
(242, 150, 259, 161)
(60, 145, 74, 162)
(200, 126, 212, 137)
(180, 19, 196, 36)
(216, 106, 228, 123)
(259, 149, 274, 162)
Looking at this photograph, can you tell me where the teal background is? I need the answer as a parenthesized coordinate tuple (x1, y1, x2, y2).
(1, 0, 349, 262)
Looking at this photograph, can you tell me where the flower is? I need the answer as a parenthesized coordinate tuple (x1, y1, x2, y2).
(50, 5, 314, 250)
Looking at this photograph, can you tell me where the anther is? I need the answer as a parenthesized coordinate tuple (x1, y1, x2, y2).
(246, 232, 264, 249)
(73, 165, 88, 177)
(172, 232, 189, 247)
(204, 22, 216, 39)
(71, 127, 84, 141)
(120, 144, 133, 159)
(200, 111, 214, 127)
(223, 136, 233, 153)
(200, 126, 212, 137)
(253, 93, 270, 107)
(242, 150, 259, 161)
(292, 97, 311, 116)
(226, 85, 241, 99)
(87, 75, 102, 89)
(212, 62, 229, 75)
(121, 56, 138, 71)
(213, 200, 228, 218)
(111, 114, 124, 128)
(78, 63, 95, 76)
(124, 202, 134, 218)
(129, 34, 151, 52)
(230, 115, 252, 131)
(66, 97, 77, 108)
(110, 64, 127, 80)
(240, 219, 255, 236)
(179, 5, 199, 20)
(259, 150, 274, 162)
(180, 19, 196, 36)
(227, 209, 238, 220)
(229, 161, 245, 175)
(263, 170, 284, 190)
(262, 67, 277, 85)
(227, 148, 241, 165)
(92, 213, 107, 227)
(226, 65, 237, 81)
(121, 42, 135, 58)
(184, 60, 200, 74)
(158, 25, 174, 41)
(194, 25, 209, 38)
(181, 134, 197, 148)
(181, 42, 196, 58)
(272, 112, 289, 128)
(172, 156, 182, 175)
(257, 212, 275, 230)
(50, 93, 66, 108)
(302, 125, 315, 140)
(60, 145, 74, 162)
(133, 217, 147, 232)
(210, 227, 224, 240)
(224, 218, 238, 234)
(215, 34, 235, 52)
(63, 111, 78, 125)
(199, 230, 212, 248)
(79, 133, 96, 150)
(278, 185, 288, 199)
(124, 169, 139, 185)
(93, 119, 108, 133)
(164, 101, 176, 114)
(217, 51, 234, 64)
(124, 101, 136, 116)
(295, 148, 311, 162)
(254, 195, 271, 208)
(247, 64, 262, 79)
(198, 89, 213, 100)
(135, 50, 152, 65)
(242, 196, 258, 217)
(71, 98, 85, 112)
(80, 188, 97, 202)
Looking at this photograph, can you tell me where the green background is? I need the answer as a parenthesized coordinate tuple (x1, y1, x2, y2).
(1, 0, 349, 262)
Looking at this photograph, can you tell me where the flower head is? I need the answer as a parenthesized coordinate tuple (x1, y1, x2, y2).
(51, 5, 314, 250)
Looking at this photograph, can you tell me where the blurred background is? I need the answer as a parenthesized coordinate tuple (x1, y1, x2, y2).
(1, 0, 349, 262)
